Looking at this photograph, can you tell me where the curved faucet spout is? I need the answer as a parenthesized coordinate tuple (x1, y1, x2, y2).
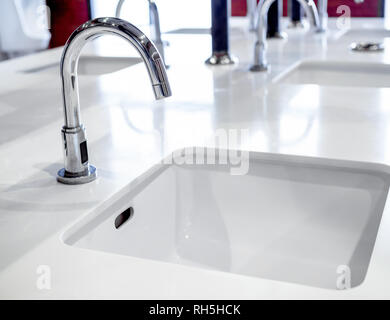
(58, 17, 171, 184)
(250, 0, 319, 72)
(61, 17, 170, 128)
(247, 0, 258, 31)
(296, 0, 320, 28)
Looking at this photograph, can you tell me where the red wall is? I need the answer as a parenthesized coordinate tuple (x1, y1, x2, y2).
(47, 0, 90, 48)
(231, 0, 382, 17)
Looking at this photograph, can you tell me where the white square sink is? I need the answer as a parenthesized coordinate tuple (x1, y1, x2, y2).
(63, 150, 390, 290)
(339, 28, 390, 41)
(275, 60, 390, 88)
(22, 56, 142, 76)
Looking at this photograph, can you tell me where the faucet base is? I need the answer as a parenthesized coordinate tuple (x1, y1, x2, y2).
(205, 53, 237, 66)
(57, 165, 97, 185)
(267, 31, 288, 39)
(350, 42, 384, 52)
(249, 63, 269, 72)
(288, 21, 305, 29)
(316, 27, 327, 33)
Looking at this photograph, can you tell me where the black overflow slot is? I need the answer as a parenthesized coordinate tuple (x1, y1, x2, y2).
(115, 207, 134, 229)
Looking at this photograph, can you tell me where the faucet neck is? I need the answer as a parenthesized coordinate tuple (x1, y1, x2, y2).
(247, 0, 257, 31)
(115, 0, 125, 19)
(148, 0, 162, 44)
(255, 0, 276, 49)
(317, 0, 328, 31)
(60, 18, 170, 128)
(297, 0, 320, 29)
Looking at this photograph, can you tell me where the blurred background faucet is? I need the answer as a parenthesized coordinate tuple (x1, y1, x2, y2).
(247, 0, 257, 31)
(206, 0, 236, 65)
(57, 17, 171, 184)
(116, 0, 167, 66)
(248, 0, 286, 39)
(250, 0, 319, 72)
(317, 0, 327, 32)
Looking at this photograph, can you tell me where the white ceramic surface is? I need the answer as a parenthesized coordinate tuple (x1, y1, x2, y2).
(64, 151, 390, 290)
(274, 60, 390, 88)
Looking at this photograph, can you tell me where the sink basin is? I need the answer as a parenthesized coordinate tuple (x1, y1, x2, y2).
(275, 60, 390, 88)
(63, 150, 390, 290)
(22, 56, 142, 76)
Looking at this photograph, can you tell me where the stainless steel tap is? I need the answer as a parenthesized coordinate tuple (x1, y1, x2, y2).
(57, 17, 171, 184)
(250, 0, 319, 72)
(116, 0, 166, 65)
(247, 0, 257, 31)
(249, 0, 285, 38)
(317, 0, 327, 32)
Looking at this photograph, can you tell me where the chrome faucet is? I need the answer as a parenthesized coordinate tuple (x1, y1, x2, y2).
(250, 0, 319, 72)
(57, 18, 171, 184)
(116, 0, 166, 65)
(317, 0, 327, 32)
(247, 0, 257, 31)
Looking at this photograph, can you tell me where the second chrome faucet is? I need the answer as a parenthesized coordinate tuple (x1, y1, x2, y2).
(57, 17, 171, 184)
(250, 0, 319, 72)
(116, 0, 166, 66)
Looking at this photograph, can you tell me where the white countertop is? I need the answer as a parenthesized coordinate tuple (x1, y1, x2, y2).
(1, 17, 390, 299)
